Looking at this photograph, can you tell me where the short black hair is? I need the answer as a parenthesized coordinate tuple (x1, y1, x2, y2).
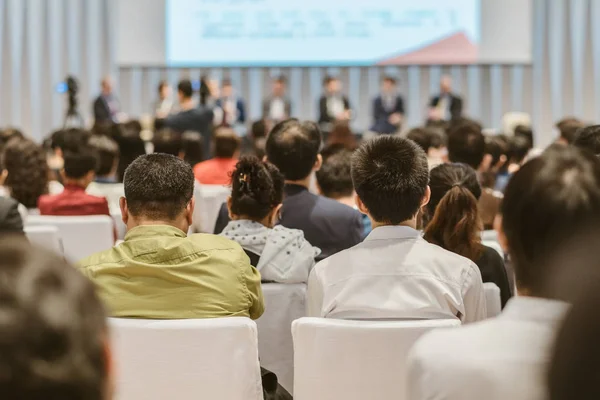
(447, 122, 485, 169)
(514, 124, 534, 148)
(406, 128, 432, 154)
(266, 119, 322, 181)
(51, 128, 91, 153)
(323, 76, 337, 86)
(113, 123, 146, 183)
(502, 146, 600, 295)
(181, 131, 204, 166)
(556, 117, 585, 144)
(152, 128, 182, 156)
(316, 149, 354, 199)
(63, 146, 98, 179)
(382, 76, 397, 85)
(177, 79, 193, 98)
(124, 153, 194, 220)
(229, 156, 284, 221)
(0, 238, 107, 400)
(214, 128, 241, 159)
(89, 135, 119, 177)
(573, 125, 600, 156)
(509, 135, 532, 164)
(352, 136, 429, 224)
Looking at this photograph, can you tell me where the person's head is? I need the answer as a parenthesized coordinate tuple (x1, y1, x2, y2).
(62, 146, 98, 188)
(316, 149, 354, 200)
(89, 135, 119, 179)
(573, 125, 600, 157)
(152, 128, 182, 156)
(101, 76, 113, 95)
(177, 79, 194, 103)
(406, 128, 432, 155)
(227, 156, 284, 228)
(323, 76, 341, 95)
(381, 76, 397, 94)
(272, 75, 287, 97)
(214, 127, 241, 159)
(221, 78, 234, 98)
(0, 238, 110, 400)
(0, 128, 24, 152)
(423, 163, 483, 261)
(509, 135, 532, 166)
(352, 136, 430, 226)
(514, 124, 534, 149)
(121, 154, 195, 232)
(499, 146, 600, 296)
(114, 123, 146, 183)
(440, 75, 453, 94)
(327, 121, 356, 150)
(265, 119, 323, 182)
(1, 139, 49, 208)
(447, 121, 486, 171)
(556, 117, 585, 145)
(50, 129, 91, 158)
(158, 81, 171, 100)
(180, 131, 204, 166)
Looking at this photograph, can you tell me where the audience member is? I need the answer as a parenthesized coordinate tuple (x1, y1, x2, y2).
(514, 124, 534, 149)
(152, 128, 182, 156)
(555, 117, 585, 145)
(114, 122, 146, 183)
(0, 197, 24, 234)
(214, 119, 364, 260)
(573, 124, 600, 156)
(87, 135, 122, 213)
(0, 127, 24, 151)
(180, 131, 204, 166)
(215, 78, 246, 127)
(326, 121, 357, 150)
(38, 146, 110, 218)
(407, 127, 447, 169)
(482, 135, 509, 191)
(0, 239, 110, 400)
(193, 127, 241, 185)
(263, 75, 291, 123)
(429, 75, 463, 121)
(47, 128, 90, 190)
(1, 138, 49, 209)
(249, 119, 269, 159)
(371, 76, 404, 134)
(318, 76, 351, 130)
(221, 156, 319, 282)
(153, 80, 174, 117)
(423, 163, 511, 306)
(93, 76, 120, 124)
(407, 145, 600, 400)
(307, 136, 486, 321)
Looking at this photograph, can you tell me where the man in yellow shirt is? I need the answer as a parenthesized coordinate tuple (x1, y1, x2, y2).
(78, 153, 264, 320)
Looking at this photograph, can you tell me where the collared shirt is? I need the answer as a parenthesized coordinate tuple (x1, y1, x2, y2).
(269, 97, 286, 121)
(307, 225, 486, 322)
(38, 185, 110, 217)
(407, 297, 569, 400)
(78, 225, 264, 320)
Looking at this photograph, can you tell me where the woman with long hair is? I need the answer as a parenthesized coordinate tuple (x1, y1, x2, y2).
(423, 163, 511, 306)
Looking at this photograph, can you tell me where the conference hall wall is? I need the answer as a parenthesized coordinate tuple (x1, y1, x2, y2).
(1, 0, 599, 146)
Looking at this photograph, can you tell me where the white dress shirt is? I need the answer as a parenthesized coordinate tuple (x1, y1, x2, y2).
(307, 226, 486, 322)
(407, 296, 569, 400)
(269, 97, 286, 121)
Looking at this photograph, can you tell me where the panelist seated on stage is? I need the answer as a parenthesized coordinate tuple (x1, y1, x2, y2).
(262, 75, 292, 124)
(318, 76, 351, 130)
(215, 78, 246, 127)
(93, 76, 121, 124)
(428, 75, 463, 122)
(370, 76, 405, 134)
(153, 80, 174, 117)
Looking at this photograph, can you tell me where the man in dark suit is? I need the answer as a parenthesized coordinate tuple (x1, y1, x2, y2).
(429, 75, 463, 121)
(262, 75, 292, 123)
(215, 78, 246, 127)
(318, 76, 351, 132)
(214, 119, 364, 260)
(93, 77, 120, 124)
(370, 76, 405, 134)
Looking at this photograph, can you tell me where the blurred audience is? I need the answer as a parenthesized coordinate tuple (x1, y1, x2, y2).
(308, 136, 486, 322)
(87, 135, 122, 213)
(326, 121, 357, 150)
(429, 75, 463, 121)
(152, 128, 182, 156)
(193, 127, 240, 185)
(180, 131, 204, 166)
(406, 127, 447, 169)
(371, 76, 404, 134)
(0, 127, 24, 150)
(215, 78, 246, 127)
(114, 122, 146, 183)
(555, 117, 585, 145)
(573, 124, 600, 156)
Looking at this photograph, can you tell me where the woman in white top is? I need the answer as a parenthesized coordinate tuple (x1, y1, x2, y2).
(221, 156, 320, 283)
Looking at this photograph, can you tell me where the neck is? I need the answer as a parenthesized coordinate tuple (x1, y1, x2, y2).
(180, 98, 194, 111)
(127, 218, 189, 234)
(371, 218, 417, 230)
(332, 195, 355, 208)
(285, 177, 311, 189)
(63, 178, 89, 189)
(232, 215, 272, 228)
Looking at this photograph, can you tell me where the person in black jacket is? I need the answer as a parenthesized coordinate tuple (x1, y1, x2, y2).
(318, 76, 351, 132)
(93, 77, 120, 124)
(423, 163, 512, 307)
(370, 76, 405, 134)
(428, 75, 463, 122)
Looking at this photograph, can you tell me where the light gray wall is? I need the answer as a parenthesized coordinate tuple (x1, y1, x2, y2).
(1, 0, 600, 147)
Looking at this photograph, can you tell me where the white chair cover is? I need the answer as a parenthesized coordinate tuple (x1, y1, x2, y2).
(192, 184, 231, 233)
(484, 282, 502, 318)
(109, 317, 263, 400)
(24, 225, 62, 255)
(111, 212, 127, 240)
(292, 318, 461, 400)
(25, 215, 113, 262)
(256, 283, 306, 394)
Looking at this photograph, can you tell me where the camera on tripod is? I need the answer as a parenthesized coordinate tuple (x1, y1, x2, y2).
(56, 76, 83, 128)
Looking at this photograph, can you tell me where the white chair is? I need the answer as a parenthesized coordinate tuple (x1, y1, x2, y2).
(484, 282, 502, 318)
(25, 215, 113, 262)
(256, 283, 307, 394)
(292, 318, 460, 400)
(192, 184, 231, 233)
(109, 317, 263, 400)
(112, 212, 127, 240)
(24, 225, 63, 255)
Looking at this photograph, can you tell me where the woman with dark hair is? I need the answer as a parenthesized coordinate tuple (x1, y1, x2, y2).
(113, 122, 146, 183)
(423, 163, 511, 306)
(221, 156, 320, 283)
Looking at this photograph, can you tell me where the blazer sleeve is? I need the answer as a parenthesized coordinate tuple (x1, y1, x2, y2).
(237, 99, 246, 123)
(372, 97, 383, 123)
(397, 96, 405, 114)
(285, 99, 292, 118)
(93, 97, 108, 122)
(451, 96, 463, 119)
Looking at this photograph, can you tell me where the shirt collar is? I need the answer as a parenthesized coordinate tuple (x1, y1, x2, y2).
(500, 296, 569, 324)
(364, 225, 421, 242)
(63, 184, 87, 192)
(284, 184, 308, 196)
(124, 225, 187, 241)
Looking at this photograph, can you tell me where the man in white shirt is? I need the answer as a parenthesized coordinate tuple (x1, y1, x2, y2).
(407, 146, 600, 400)
(307, 136, 486, 322)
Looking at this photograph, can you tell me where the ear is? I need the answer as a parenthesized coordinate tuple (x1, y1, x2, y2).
(313, 154, 323, 173)
(0, 169, 8, 186)
(226, 196, 234, 219)
(420, 186, 431, 208)
(355, 194, 369, 215)
(119, 197, 129, 225)
(185, 197, 195, 226)
(494, 215, 509, 252)
(268, 203, 283, 227)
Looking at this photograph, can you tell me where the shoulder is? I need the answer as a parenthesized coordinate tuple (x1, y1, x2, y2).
(78, 247, 119, 271)
(481, 245, 504, 263)
(188, 233, 248, 256)
(316, 195, 361, 218)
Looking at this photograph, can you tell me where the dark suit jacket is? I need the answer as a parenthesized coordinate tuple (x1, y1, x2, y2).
(262, 97, 292, 120)
(429, 93, 463, 120)
(214, 184, 364, 260)
(163, 107, 214, 160)
(93, 95, 118, 124)
(371, 95, 405, 134)
(215, 98, 246, 124)
(0, 197, 23, 234)
(318, 95, 351, 125)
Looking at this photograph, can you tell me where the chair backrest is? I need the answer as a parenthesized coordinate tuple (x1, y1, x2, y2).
(483, 282, 502, 318)
(256, 283, 307, 394)
(111, 212, 127, 240)
(192, 184, 231, 233)
(24, 225, 63, 255)
(292, 317, 460, 400)
(25, 215, 113, 262)
(109, 317, 263, 400)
